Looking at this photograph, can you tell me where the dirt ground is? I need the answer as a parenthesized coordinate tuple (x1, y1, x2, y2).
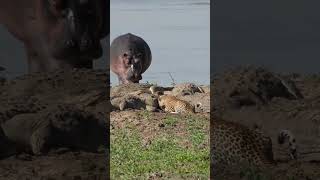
(0, 69, 109, 180)
(3, 66, 319, 179)
(110, 83, 210, 179)
(0, 151, 108, 180)
(0, 70, 210, 179)
(110, 110, 210, 179)
(111, 110, 210, 150)
(212, 66, 320, 180)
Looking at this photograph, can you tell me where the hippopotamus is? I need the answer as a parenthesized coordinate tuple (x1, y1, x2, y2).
(0, 0, 109, 72)
(110, 33, 152, 84)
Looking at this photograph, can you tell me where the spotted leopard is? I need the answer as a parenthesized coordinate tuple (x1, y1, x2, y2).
(157, 95, 201, 114)
(211, 118, 297, 169)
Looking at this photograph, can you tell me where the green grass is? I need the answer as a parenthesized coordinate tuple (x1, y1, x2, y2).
(186, 116, 208, 147)
(111, 117, 209, 179)
(138, 110, 152, 120)
(163, 116, 179, 127)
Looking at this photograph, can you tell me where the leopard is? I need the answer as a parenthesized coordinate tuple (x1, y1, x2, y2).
(157, 95, 201, 114)
(211, 117, 297, 172)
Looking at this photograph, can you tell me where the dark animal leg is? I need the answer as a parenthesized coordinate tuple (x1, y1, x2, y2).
(26, 48, 60, 73)
(26, 48, 93, 73)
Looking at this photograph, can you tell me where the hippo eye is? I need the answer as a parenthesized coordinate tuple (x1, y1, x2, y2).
(123, 53, 128, 58)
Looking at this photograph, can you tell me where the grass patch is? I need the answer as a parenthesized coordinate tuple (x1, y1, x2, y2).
(163, 116, 178, 127)
(111, 127, 209, 179)
(186, 116, 208, 147)
(138, 109, 152, 120)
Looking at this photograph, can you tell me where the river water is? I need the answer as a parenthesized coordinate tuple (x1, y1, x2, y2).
(110, 0, 210, 86)
(0, 1, 210, 86)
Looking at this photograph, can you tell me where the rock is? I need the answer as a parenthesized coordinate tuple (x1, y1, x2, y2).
(212, 66, 304, 109)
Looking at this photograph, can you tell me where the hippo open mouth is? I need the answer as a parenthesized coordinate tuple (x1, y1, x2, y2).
(126, 65, 142, 83)
(48, 0, 106, 60)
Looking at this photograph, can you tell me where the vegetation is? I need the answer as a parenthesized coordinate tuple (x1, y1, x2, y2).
(111, 113, 209, 179)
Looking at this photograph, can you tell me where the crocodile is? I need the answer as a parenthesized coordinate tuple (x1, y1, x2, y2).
(111, 84, 159, 112)
(1, 104, 107, 156)
(0, 69, 108, 124)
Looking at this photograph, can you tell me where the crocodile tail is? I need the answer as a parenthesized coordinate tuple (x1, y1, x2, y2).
(278, 130, 297, 160)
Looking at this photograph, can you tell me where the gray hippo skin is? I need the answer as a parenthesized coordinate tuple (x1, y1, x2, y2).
(110, 33, 152, 84)
(0, 0, 109, 72)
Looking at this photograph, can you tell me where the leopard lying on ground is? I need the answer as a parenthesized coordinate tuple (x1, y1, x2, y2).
(211, 118, 297, 171)
(157, 95, 201, 114)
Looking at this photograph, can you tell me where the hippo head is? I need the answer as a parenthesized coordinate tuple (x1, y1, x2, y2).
(38, 0, 108, 64)
(111, 33, 152, 84)
(121, 48, 144, 83)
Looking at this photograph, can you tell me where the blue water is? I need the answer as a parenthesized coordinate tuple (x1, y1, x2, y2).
(0, 1, 210, 86)
(110, 0, 210, 86)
